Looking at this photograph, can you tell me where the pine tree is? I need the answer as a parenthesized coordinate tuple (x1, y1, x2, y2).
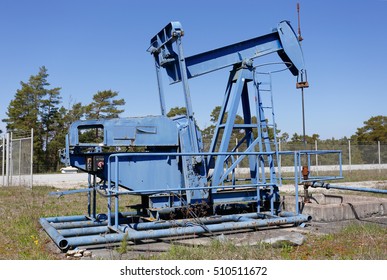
(82, 90, 125, 142)
(355, 115, 387, 143)
(85, 90, 125, 120)
(166, 106, 187, 118)
(3, 66, 62, 172)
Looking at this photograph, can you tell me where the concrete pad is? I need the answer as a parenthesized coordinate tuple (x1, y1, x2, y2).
(282, 193, 387, 222)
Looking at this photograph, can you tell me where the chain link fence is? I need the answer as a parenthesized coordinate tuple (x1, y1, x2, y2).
(279, 140, 386, 169)
(1, 129, 33, 187)
(202, 137, 386, 170)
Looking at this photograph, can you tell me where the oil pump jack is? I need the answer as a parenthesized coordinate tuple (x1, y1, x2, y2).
(40, 19, 385, 251)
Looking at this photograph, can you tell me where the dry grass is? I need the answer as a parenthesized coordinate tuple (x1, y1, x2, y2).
(289, 223, 387, 259)
(0, 186, 137, 259)
(146, 222, 386, 260)
(0, 186, 92, 259)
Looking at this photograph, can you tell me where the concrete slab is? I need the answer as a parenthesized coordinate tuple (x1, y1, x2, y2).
(282, 193, 387, 222)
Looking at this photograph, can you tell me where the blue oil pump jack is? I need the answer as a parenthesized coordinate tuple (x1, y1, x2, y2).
(40, 21, 384, 252)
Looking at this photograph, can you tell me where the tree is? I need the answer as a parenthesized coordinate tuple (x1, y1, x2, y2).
(201, 106, 222, 149)
(279, 132, 289, 142)
(351, 115, 387, 164)
(354, 115, 387, 143)
(3, 66, 62, 172)
(65, 102, 86, 123)
(210, 106, 226, 124)
(290, 132, 319, 144)
(4, 82, 38, 133)
(81, 90, 125, 143)
(47, 103, 87, 170)
(45, 106, 67, 170)
(41, 81, 62, 153)
(166, 107, 187, 118)
(85, 90, 125, 120)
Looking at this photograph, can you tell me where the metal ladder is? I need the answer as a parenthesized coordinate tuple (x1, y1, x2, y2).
(254, 71, 281, 212)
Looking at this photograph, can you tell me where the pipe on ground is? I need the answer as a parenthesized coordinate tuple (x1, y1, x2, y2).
(56, 212, 268, 236)
(127, 212, 264, 231)
(58, 226, 110, 237)
(39, 218, 69, 250)
(45, 215, 89, 223)
(50, 211, 138, 229)
(52, 214, 311, 251)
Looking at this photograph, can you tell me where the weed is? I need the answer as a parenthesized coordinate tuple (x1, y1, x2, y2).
(116, 233, 130, 257)
(280, 243, 294, 259)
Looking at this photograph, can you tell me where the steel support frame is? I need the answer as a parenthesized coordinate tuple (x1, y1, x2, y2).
(41, 149, 345, 252)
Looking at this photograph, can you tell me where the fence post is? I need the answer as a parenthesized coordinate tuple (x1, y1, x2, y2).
(18, 139, 21, 185)
(315, 139, 318, 175)
(10, 132, 13, 185)
(2, 136, 4, 186)
(378, 141, 381, 173)
(6, 133, 10, 186)
(348, 140, 351, 173)
(30, 128, 34, 188)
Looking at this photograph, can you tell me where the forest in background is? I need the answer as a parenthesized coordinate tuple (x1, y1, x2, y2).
(2, 67, 386, 172)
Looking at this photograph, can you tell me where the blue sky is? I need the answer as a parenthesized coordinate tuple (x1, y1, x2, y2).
(0, 0, 386, 140)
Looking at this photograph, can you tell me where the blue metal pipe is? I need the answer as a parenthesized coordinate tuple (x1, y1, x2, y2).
(46, 211, 138, 229)
(58, 226, 109, 237)
(39, 218, 68, 250)
(105, 150, 341, 158)
(51, 220, 107, 230)
(127, 212, 265, 231)
(45, 215, 89, 223)
(55, 212, 267, 233)
(107, 183, 276, 196)
(49, 188, 92, 197)
(312, 182, 387, 194)
(58, 214, 311, 250)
